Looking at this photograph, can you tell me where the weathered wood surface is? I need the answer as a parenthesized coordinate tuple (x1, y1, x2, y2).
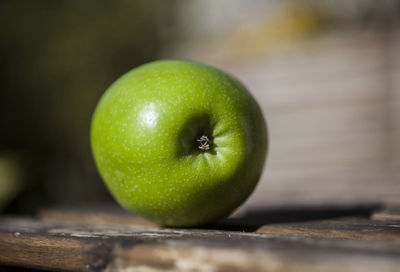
(257, 217, 400, 242)
(1, 205, 400, 272)
(37, 205, 157, 228)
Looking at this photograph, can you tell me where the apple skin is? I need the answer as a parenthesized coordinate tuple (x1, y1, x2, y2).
(91, 59, 268, 227)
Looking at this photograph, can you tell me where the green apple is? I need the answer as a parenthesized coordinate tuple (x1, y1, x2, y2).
(91, 59, 268, 227)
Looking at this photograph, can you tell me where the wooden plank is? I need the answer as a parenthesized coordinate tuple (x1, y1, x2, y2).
(37, 206, 157, 228)
(35, 204, 378, 231)
(106, 240, 400, 272)
(0, 227, 111, 271)
(372, 209, 400, 221)
(1, 217, 400, 272)
(257, 217, 400, 243)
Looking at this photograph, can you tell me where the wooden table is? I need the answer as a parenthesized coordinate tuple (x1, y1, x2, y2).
(0, 204, 399, 271)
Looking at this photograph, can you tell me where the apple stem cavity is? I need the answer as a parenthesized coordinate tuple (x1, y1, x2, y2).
(197, 135, 211, 151)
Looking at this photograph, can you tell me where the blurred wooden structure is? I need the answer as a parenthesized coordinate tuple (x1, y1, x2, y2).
(241, 30, 400, 208)
(0, 204, 399, 271)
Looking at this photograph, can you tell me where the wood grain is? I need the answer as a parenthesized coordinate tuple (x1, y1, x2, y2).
(257, 217, 400, 243)
(372, 209, 400, 221)
(1, 210, 400, 272)
(37, 206, 157, 227)
(0, 228, 110, 271)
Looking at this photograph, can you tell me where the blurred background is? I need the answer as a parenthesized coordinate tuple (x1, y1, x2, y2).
(0, 0, 399, 215)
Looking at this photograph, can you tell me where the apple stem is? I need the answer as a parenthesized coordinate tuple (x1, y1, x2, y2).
(197, 135, 211, 151)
